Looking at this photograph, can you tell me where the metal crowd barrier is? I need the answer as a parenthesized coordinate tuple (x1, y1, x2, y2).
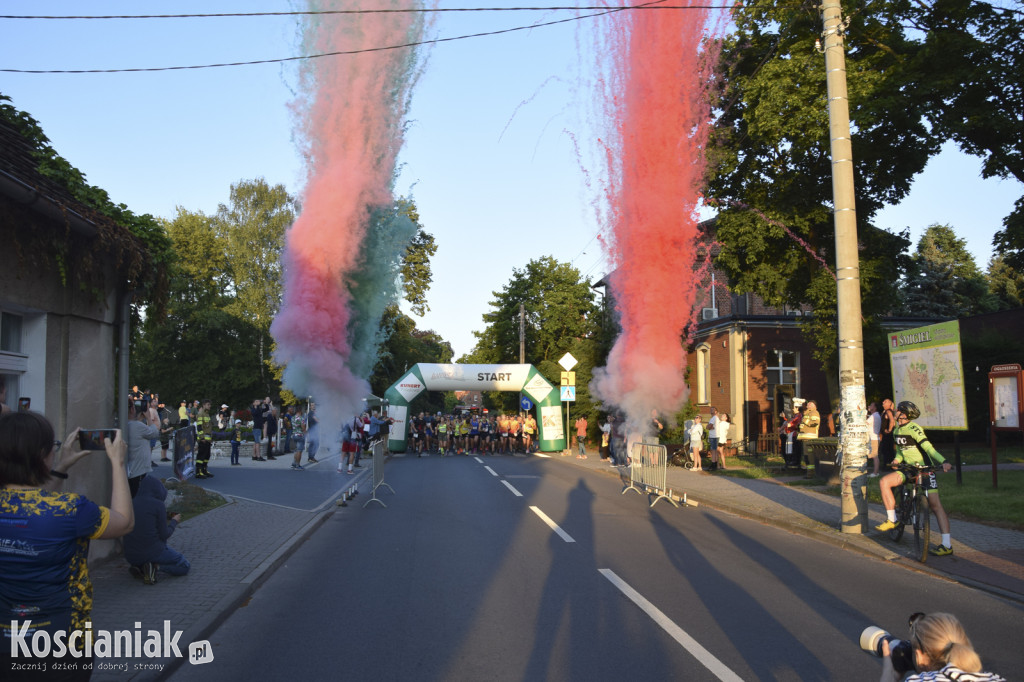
(364, 439, 395, 508)
(621, 441, 682, 508)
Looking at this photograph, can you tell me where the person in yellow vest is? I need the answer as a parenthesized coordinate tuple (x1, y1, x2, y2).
(195, 399, 214, 479)
(797, 400, 821, 472)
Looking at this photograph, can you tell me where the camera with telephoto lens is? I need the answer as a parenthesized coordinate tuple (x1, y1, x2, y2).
(861, 626, 915, 675)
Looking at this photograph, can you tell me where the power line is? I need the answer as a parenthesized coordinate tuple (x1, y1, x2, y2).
(0, 2, 733, 74)
(0, 6, 738, 20)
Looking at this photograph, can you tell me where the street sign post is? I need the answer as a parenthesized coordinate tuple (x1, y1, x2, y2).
(558, 353, 577, 455)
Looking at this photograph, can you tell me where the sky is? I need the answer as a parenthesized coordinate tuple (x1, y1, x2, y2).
(2, 1, 1020, 360)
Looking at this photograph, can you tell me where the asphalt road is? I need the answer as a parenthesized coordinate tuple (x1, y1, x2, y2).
(168, 454, 1024, 681)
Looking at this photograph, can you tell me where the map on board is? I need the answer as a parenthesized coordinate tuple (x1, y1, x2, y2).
(888, 320, 968, 430)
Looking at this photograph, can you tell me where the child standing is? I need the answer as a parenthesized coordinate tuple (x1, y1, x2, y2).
(230, 419, 242, 465)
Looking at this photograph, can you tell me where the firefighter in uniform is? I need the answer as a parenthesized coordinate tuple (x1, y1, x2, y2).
(195, 399, 214, 479)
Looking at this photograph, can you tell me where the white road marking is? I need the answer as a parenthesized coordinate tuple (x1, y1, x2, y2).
(598, 569, 743, 682)
(474, 456, 484, 463)
(529, 506, 576, 543)
(484, 466, 498, 477)
(533, 452, 551, 458)
(501, 480, 523, 497)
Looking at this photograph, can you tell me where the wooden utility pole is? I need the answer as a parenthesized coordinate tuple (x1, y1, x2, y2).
(821, 0, 870, 532)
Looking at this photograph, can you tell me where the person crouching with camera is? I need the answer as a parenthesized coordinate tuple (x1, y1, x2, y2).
(877, 612, 1005, 682)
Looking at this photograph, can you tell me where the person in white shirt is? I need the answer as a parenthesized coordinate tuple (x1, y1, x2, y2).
(712, 413, 731, 470)
(688, 415, 705, 471)
(868, 401, 882, 477)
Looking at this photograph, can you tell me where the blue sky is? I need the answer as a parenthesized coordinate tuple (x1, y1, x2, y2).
(2, 1, 1019, 359)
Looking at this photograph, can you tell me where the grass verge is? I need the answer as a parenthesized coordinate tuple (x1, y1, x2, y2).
(818, 470, 1024, 531)
(164, 479, 229, 521)
(687, 453, 1024, 531)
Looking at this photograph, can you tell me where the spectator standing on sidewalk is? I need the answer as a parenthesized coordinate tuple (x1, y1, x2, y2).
(611, 414, 626, 466)
(282, 406, 295, 454)
(689, 415, 705, 471)
(250, 398, 265, 461)
(575, 415, 588, 457)
(230, 420, 243, 465)
(712, 413, 731, 470)
(707, 407, 719, 462)
(194, 399, 214, 479)
(126, 400, 160, 496)
(798, 400, 821, 471)
(264, 405, 279, 461)
(868, 401, 882, 477)
(157, 402, 174, 463)
(650, 409, 665, 443)
(879, 397, 897, 467)
(306, 401, 320, 463)
(599, 416, 612, 462)
(123, 474, 190, 584)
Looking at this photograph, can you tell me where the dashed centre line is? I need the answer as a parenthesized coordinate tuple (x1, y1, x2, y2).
(501, 479, 523, 497)
(599, 569, 743, 682)
(529, 506, 575, 543)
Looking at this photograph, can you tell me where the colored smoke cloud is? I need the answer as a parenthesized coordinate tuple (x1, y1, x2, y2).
(588, 4, 724, 434)
(270, 1, 427, 434)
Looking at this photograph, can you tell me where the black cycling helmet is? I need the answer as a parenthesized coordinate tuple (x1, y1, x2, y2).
(896, 400, 921, 420)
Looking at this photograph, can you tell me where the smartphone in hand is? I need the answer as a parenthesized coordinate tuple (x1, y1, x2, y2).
(78, 429, 118, 450)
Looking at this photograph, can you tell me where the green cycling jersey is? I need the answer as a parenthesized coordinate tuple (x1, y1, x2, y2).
(893, 421, 945, 469)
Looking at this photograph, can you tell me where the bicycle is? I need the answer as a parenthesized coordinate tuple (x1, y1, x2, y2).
(887, 464, 937, 563)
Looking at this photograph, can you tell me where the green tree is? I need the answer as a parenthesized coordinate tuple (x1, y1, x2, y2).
(468, 257, 600, 415)
(707, 0, 924, 306)
(214, 179, 295, 392)
(986, 254, 1024, 310)
(369, 305, 453, 414)
(397, 199, 437, 317)
(132, 209, 267, 408)
(901, 225, 995, 317)
(994, 198, 1024, 271)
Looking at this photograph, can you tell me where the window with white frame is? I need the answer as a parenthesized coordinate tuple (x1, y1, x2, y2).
(766, 350, 798, 388)
(696, 343, 711, 404)
(0, 311, 26, 408)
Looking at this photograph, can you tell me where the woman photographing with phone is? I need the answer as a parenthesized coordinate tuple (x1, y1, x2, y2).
(0, 411, 134, 680)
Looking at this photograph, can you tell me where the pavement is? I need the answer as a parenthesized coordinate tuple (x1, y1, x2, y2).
(82, 444, 1024, 680)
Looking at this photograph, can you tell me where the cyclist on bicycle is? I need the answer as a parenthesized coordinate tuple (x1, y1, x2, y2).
(873, 400, 955, 556)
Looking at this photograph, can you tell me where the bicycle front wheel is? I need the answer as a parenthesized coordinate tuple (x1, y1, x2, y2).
(889, 489, 907, 542)
(913, 493, 931, 563)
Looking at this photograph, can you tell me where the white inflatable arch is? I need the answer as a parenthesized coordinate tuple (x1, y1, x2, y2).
(383, 363, 566, 452)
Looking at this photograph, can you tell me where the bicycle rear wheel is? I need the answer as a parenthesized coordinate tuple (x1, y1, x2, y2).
(913, 493, 931, 563)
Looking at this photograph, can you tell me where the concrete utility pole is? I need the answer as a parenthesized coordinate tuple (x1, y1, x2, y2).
(820, 0, 870, 532)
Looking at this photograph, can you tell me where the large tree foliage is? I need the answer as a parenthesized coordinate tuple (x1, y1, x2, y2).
(369, 305, 453, 414)
(214, 179, 295, 388)
(132, 208, 267, 408)
(987, 254, 1024, 309)
(708, 0, 923, 313)
(396, 199, 437, 317)
(901, 225, 996, 317)
(706, 0, 1022, 401)
(907, 0, 1024, 271)
(467, 257, 601, 416)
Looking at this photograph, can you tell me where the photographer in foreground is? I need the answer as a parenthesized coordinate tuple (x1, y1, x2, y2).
(878, 612, 1005, 682)
(1, 412, 134, 680)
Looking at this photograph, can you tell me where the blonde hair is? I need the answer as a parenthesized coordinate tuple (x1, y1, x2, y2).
(912, 613, 983, 673)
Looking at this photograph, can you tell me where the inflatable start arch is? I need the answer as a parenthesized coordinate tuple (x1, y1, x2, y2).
(383, 363, 567, 452)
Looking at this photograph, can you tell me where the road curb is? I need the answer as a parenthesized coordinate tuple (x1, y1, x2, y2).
(149, 497, 343, 680)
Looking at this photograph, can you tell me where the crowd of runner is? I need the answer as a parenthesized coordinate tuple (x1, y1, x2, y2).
(406, 412, 539, 456)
